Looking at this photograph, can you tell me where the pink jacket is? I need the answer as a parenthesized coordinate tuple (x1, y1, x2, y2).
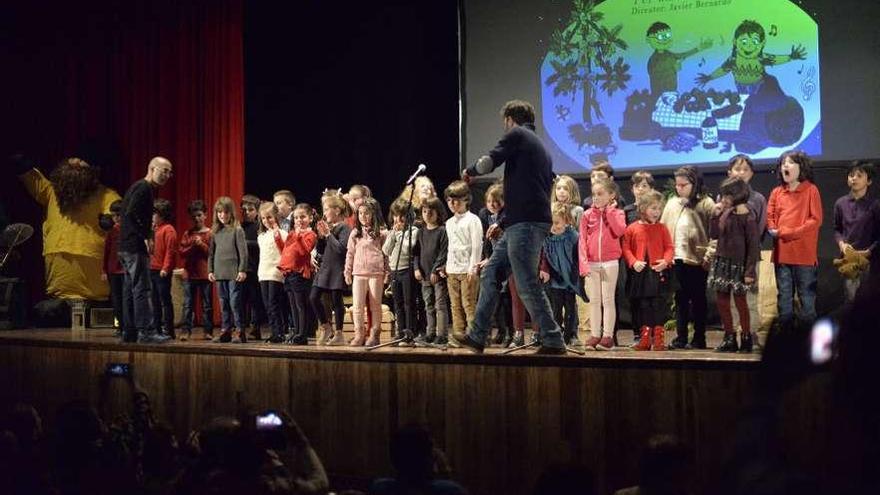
(578, 205, 626, 275)
(344, 230, 389, 278)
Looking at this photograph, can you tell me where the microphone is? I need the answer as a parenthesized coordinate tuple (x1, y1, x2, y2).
(405, 164, 427, 185)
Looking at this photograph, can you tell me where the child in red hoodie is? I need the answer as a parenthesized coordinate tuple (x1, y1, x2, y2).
(150, 198, 178, 338)
(276, 203, 318, 345)
(579, 178, 626, 350)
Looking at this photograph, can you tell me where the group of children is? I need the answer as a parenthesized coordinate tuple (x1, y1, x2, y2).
(101, 149, 872, 353)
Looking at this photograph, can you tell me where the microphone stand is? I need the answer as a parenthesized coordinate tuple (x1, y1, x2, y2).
(390, 172, 427, 348)
(367, 329, 414, 351)
(502, 333, 585, 355)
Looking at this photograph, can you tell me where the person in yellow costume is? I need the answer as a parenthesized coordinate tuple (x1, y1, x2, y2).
(14, 156, 121, 301)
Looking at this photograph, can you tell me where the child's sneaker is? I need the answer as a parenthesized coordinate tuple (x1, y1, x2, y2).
(584, 336, 601, 350)
(596, 337, 614, 351)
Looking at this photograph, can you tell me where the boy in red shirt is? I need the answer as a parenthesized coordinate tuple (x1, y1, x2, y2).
(179, 200, 214, 340)
(150, 199, 178, 338)
(767, 150, 823, 327)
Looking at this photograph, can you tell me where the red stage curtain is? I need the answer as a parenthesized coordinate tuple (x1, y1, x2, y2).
(1, 0, 244, 313)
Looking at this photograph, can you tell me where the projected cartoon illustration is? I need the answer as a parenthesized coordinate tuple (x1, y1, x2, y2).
(541, 0, 821, 170)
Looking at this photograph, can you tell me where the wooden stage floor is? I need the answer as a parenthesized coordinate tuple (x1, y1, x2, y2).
(0, 326, 761, 366)
(1, 326, 821, 495)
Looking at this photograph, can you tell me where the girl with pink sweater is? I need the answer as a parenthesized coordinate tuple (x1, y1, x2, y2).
(579, 178, 626, 350)
(344, 197, 389, 347)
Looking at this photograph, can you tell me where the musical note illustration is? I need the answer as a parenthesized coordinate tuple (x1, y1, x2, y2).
(800, 66, 816, 101)
(698, 57, 705, 68)
(797, 64, 804, 75)
(769, 24, 778, 36)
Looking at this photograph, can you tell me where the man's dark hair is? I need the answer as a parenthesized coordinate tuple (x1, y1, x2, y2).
(647, 22, 671, 37)
(153, 198, 173, 223)
(187, 199, 206, 216)
(500, 100, 535, 125)
(848, 160, 875, 182)
(776, 150, 814, 184)
(728, 153, 755, 172)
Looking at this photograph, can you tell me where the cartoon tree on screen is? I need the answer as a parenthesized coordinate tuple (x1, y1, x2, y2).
(546, 0, 630, 154)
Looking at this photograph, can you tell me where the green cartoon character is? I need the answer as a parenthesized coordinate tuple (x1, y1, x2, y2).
(646, 22, 712, 96)
(696, 20, 806, 95)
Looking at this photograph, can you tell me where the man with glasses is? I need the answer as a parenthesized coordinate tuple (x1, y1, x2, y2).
(118, 157, 174, 343)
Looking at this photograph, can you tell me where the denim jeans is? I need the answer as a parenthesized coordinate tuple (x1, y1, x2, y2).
(421, 279, 449, 337)
(216, 280, 244, 330)
(119, 251, 153, 336)
(182, 279, 214, 331)
(467, 222, 564, 348)
(775, 264, 818, 325)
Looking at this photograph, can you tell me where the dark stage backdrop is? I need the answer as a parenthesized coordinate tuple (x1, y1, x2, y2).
(243, 1, 461, 209)
(0, 0, 245, 307)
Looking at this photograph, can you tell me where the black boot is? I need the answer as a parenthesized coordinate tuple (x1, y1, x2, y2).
(669, 328, 688, 350)
(715, 332, 738, 352)
(739, 332, 754, 353)
(688, 330, 707, 350)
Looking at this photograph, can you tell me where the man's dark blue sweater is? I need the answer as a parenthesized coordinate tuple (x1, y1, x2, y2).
(465, 123, 553, 229)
